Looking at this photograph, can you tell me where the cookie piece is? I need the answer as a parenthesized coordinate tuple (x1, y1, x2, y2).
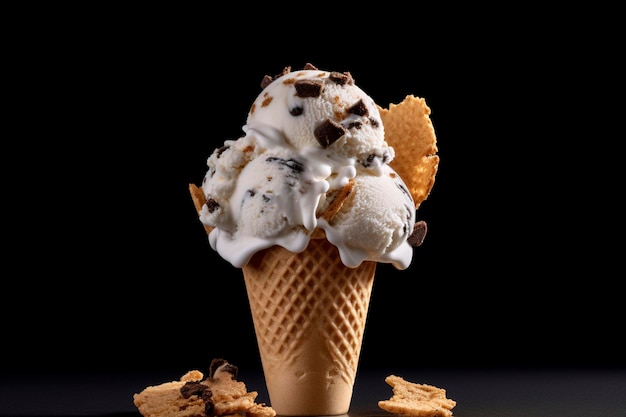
(318, 178, 356, 222)
(133, 359, 276, 417)
(378, 95, 439, 209)
(378, 375, 456, 417)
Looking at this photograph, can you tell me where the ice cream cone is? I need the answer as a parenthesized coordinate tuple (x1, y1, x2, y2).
(190, 182, 376, 415)
(242, 238, 376, 416)
(188, 87, 438, 416)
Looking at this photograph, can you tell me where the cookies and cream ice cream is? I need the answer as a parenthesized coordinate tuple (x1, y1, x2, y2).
(198, 64, 421, 270)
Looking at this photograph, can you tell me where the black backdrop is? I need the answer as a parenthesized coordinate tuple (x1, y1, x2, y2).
(5, 9, 622, 377)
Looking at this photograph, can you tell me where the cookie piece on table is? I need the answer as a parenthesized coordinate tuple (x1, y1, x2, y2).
(378, 375, 456, 417)
(133, 359, 275, 417)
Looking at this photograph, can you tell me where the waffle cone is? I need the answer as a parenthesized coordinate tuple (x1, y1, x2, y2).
(243, 238, 376, 416)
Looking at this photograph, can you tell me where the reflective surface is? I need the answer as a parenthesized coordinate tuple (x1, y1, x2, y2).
(2, 368, 626, 417)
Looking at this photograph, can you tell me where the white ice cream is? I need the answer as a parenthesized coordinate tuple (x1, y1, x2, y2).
(199, 67, 416, 269)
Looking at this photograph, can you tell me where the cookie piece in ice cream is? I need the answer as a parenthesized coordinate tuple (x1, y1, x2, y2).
(133, 359, 276, 417)
(378, 375, 456, 417)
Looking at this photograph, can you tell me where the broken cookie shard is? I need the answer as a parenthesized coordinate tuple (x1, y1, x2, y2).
(133, 360, 276, 417)
(378, 375, 456, 417)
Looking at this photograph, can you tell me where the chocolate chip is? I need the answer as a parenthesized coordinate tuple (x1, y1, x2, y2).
(408, 221, 428, 247)
(329, 71, 354, 86)
(266, 157, 304, 173)
(209, 358, 228, 378)
(215, 145, 230, 158)
(294, 79, 323, 98)
(201, 389, 215, 415)
(369, 117, 380, 128)
(263, 157, 303, 187)
(362, 154, 378, 167)
(260, 66, 292, 89)
(204, 398, 215, 416)
(348, 99, 368, 116)
(202, 387, 213, 400)
(180, 381, 209, 399)
(347, 121, 362, 129)
(314, 119, 346, 148)
(395, 178, 411, 200)
(290, 106, 303, 116)
(205, 198, 220, 213)
(220, 363, 239, 379)
(200, 387, 215, 416)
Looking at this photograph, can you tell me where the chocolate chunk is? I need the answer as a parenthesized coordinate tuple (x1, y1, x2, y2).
(265, 157, 304, 186)
(204, 398, 215, 416)
(408, 221, 428, 247)
(362, 154, 378, 168)
(347, 99, 368, 116)
(394, 178, 411, 199)
(347, 121, 362, 129)
(180, 381, 209, 399)
(294, 79, 323, 98)
(208, 358, 239, 380)
(208, 358, 228, 378)
(369, 117, 380, 128)
(201, 387, 213, 401)
(361, 151, 392, 167)
(205, 198, 220, 213)
(260, 75, 273, 89)
(215, 145, 230, 158)
(289, 106, 303, 116)
(201, 389, 215, 415)
(220, 363, 239, 379)
(329, 71, 354, 86)
(265, 157, 304, 173)
(260, 66, 292, 89)
(314, 119, 346, 148)
(303, 63, 318, 70)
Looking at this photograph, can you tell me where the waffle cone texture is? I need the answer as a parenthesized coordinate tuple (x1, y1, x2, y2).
(243, 238, 376, 416)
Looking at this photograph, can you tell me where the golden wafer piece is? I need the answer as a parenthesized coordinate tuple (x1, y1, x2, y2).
(378, 375, 456, 417)
(189, 183, 214, 235)
(378, 95, 439, 209)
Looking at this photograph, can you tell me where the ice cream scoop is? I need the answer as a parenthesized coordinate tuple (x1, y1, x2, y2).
(199, 64, 418, 269)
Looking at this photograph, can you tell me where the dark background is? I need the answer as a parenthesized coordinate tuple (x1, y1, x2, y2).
(4, 7, 622, 381)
